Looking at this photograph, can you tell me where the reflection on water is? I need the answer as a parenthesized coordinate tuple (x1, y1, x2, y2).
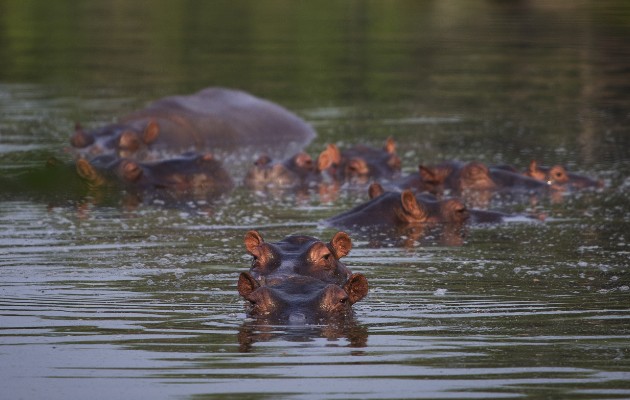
(1, 0, 630, 399)
(237, 317, 369, 353)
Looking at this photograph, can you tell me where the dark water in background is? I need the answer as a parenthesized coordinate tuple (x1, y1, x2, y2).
(1, 1, 630, 399)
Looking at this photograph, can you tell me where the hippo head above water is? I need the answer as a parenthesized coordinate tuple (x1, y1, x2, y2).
(243, 151, 331, 189)
(525, 160, 604, 190)
(76, 152, 234, 196)
(238, 230, 368, 323)
(71, 120, 161, 158)
(327, 183, 469, 230)
(319, 137, 402, 183)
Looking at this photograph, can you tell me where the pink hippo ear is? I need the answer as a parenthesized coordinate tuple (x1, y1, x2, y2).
(237, 272, 260, 299)
(75, 158, 105, 186)
(143, 120, 160, 144)
(368, 182, 385, 199)
(329, 231, 352, 259)
(384, 137, 396, 154)
(343, 273, 368, 304)
(400, 190, 422, 217)
(317, 144, 341, 171)
(244, 230, 265, 258)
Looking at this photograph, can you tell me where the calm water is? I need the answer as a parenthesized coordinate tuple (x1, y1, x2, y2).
(1, 1, 630, 399)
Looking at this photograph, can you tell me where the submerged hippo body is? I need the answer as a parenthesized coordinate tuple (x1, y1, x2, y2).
(71, 87, 316, 161)
(76, 152, 234, 199)
(238, 230, 368, 323)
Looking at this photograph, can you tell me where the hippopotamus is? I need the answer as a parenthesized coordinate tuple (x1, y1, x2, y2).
(325, 183, 469, 231)
(238, 230, 368, 323)
(524, 160, 604, 189)
(70, 87, 316, 162)
(324, 183, 542, 246)
(75, 151, 233, 198)
(398, 160, 549, 195)
(243, 151, 333, 190)
(318, 137, 402, 184)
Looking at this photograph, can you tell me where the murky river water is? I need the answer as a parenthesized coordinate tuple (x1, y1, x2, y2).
(1, 1, 629, 399)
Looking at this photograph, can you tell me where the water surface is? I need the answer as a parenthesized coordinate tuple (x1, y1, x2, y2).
(1, 1, 629, 399)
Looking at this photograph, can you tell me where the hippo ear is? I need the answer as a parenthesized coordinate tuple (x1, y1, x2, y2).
(400, 190, 421, 215)
(244, 230, 265, 257)
(76, 158, 105, 186)
(528, 160, 539, 174)
(317, 144, 341, 171)
(143, 121, 159, 144)
(237, 272, 260, 299)
(368, 182, 385, 199)
(330, 231, 352, 259)
(384, 137, 396, 154)
(344, 273, 368, 304)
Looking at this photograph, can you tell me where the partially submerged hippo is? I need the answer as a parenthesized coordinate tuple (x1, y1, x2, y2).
(243, 151, 331, 190)
(318, 138, 401, 184)
(70, 87, 316, 161)
(326, 183, 470, 230)
(398, 160, 549, 195)
(524, 160, 604, 189)
(76, 151, 233, 198)
(238, 230, 368, 323)
(324, 183, 542, 246)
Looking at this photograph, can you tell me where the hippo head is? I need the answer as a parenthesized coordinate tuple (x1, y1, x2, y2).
(318, 138, 401, 183)
(418, 162, 455, 193)
(458, 162, 496, 191)
(243, 230, 353, 285)
(367, 183, 468, 225)
(116, 121, 160, 156)
(70, 120, 160, 158)
(526, 160, 603, 189)
(244, 152, 318, 188)
(75, 152, 232, 195)
(238, 272, 368, 322)
(239, 230, 368, 323)
(439, 198, 469, 224)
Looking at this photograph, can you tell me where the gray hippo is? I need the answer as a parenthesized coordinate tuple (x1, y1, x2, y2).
(70, 87, 316, 162)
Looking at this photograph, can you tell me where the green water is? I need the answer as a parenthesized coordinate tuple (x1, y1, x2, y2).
(1, 1, 629, 399)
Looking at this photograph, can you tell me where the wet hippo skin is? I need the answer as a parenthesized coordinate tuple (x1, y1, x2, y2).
(238, 230, 368, 323)
(71, 87, 316, 161)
